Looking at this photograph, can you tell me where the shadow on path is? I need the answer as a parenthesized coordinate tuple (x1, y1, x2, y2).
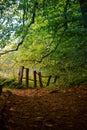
(0, 87, 87, 130)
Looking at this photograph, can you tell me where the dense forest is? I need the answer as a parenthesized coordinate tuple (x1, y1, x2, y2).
(0, 0, 87, 87)
(0, 1, 87, 130)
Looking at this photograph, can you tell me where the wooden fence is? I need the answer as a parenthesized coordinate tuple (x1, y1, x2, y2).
(18, 66, 59, 88)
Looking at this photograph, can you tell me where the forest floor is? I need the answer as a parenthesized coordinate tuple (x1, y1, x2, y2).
(0, 85, 87, 130)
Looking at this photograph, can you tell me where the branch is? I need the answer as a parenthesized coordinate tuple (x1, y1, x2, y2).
(20, 24, 66, 64)
(0, 40, 23, 55)
(35, 1, 70, 63)
(37, 29, 66, 63)
(0, 1, 38, 56)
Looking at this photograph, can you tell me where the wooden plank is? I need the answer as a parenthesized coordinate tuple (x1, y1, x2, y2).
(54, 76, 58, 84)
(38, 72, 43, 88)
(0, 86, 2, 95)
(18, 66, 24, 85)
(26, 68, 29, 88)
(46, 75, 52, 86)
(33, 70, 37, 88)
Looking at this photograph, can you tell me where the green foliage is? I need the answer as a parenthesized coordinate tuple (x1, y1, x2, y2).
(0, 77, 25, 89)
(0, 0, 87, 87)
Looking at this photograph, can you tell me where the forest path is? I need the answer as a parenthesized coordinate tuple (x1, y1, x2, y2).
(1, 86, 87, 130)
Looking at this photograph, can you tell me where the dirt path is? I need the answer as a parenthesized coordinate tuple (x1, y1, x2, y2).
(1, 86, 87, 130)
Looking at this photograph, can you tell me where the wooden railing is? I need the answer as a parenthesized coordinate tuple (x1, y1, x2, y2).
(18, 66, 59, 88)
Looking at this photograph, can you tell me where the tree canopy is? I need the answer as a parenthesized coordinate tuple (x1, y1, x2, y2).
(0, 0, 87, 86)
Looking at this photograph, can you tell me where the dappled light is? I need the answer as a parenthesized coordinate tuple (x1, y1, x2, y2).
(0, 0, 87, 130)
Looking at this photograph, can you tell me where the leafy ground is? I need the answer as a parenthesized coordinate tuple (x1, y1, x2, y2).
(0, 85, 87, 130)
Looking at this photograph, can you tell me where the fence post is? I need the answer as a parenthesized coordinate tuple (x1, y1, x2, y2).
(33, 70, 37, 88)
(0, 86, 2, 95)
(46, 75, 52, 86)
(38, 72, 43, 88)
(18, 66, 24, 85)
(26, 68, 29, 88)
(54, 76, 58, 84)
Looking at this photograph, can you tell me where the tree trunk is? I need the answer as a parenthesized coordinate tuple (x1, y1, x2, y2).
(80, 0, 87, 31)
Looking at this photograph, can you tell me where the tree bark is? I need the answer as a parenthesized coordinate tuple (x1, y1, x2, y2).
(80, 0, 87, 31)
